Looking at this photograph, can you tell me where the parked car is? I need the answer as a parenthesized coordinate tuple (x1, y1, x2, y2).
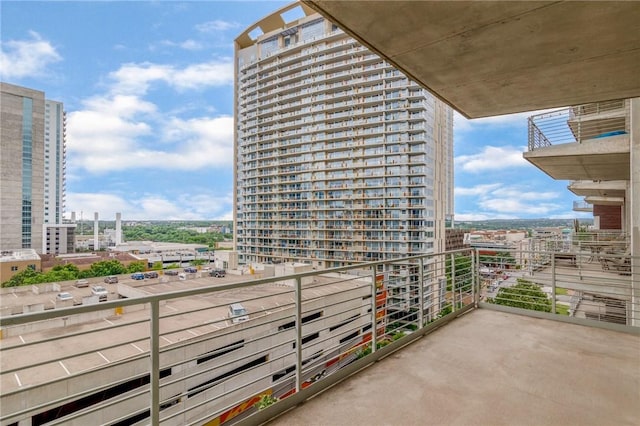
(91, 285, 108, 300)
(56, 292, 73, 301)
(209, 268, 226, 278)
(144, 271, 159, 279)
(228, 303, 249, 324)
(75, 279, 89, 288)
(184, 267, 197, 274)
(131, 272, 145, 280)
(164, 270, 179, 276)
(104, 275, 118, 284)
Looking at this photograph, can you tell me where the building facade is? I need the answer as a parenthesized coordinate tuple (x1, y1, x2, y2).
(43, 100, 66, 225)
(234, 4, 454, 268)
(0, 83, 73, 254)
(0, 83, 46, 252)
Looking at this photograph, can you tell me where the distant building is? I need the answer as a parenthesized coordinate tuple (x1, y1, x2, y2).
(234, 4, 454, 268)
(445, 229, 467, 251)
(0, 83, 75, 254)
(0, 249, 41, 283)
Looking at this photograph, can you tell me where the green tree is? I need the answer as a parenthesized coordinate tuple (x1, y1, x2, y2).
(84, 260, 127, 278)
(127, 261, 146, 273)
(151, 261, 164, 271)
(190, 259, 206, 266)
(487, 279, 551, 312)
(42, 267, 79, 283)
(2, 267, 41, 287)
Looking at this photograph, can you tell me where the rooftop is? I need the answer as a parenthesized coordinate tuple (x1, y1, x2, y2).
(0, 249, 40, 262)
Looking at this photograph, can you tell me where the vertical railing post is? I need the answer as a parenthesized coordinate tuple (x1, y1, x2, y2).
(471, 249, 477, 306)
(418, 257, 424, 328)
(450, 252, 456, 312)
(295, 276, 302, 393)
(370, 264, 378, 354)
(150, 300, 160, 425)
(551, 254, 557, 314)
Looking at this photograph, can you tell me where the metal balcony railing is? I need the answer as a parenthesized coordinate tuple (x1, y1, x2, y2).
(572, 200, 593, 212)
(0, 248, 637, 426)
(527, 99, 629, 151)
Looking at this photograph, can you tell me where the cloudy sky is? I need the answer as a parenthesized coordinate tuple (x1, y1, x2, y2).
(1, 1, 589, 222)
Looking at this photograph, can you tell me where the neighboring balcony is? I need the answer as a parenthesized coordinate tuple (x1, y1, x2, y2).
(524, 100, 630, 181)
(572, 200, 592, 212)
(568, 179, 627, 198)
(1, 247, 638, 425)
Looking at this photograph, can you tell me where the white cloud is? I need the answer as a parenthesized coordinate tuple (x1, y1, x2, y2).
(455, 213, 493, 221)
(455, 183, 502, 196)
(66, 91, 233, 174)
(455, 145, 527, 173)
(66, 55, 235, 175)
(108, 59, 233, 95)
(65, 193, 133, 219)
(66, 95, 155, 156)
(455, 183, 563, 218)
(477, 198, 559, 216)
(161, 40, 198, 50)
(490, 187, 559, 201)
(196, 20, 240, 33)
(156, 39, 204, 51)
(171, 61, 234, 90)
(0, 31, 61, 79)
(66, 192, 232, 221)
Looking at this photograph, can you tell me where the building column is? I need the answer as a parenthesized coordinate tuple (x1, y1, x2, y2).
(630, 98, 640, 326)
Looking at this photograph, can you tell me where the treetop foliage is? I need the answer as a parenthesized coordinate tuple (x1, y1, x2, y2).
(2, 260, 148, 287)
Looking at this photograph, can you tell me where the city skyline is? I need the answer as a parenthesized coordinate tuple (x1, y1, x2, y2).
(1, 1, 592, 221)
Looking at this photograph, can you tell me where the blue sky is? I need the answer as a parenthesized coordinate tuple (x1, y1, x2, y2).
(1, 1, 589, 222)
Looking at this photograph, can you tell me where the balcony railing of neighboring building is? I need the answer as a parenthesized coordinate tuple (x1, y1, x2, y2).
(0, 248, 637, 426)
(572, 200, 593, 212)
(527, 99, 629, 151)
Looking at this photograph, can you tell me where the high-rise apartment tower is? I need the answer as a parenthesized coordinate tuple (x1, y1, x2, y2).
(234, 4, 453, 268)
(1, 82, 72, 253)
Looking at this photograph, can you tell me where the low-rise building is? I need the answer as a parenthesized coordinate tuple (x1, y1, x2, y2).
(0, 249, 41, 283)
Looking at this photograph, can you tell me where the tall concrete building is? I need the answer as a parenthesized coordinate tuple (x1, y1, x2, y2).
(43, 99, 66, 225)
(1, 82, 72, 254)
(234, 3, 454, 268)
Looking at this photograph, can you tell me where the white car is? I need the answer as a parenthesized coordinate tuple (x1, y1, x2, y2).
(91, 285, 108, 300)
(228, 303, 249, 324)
(56, 292, 73, 301)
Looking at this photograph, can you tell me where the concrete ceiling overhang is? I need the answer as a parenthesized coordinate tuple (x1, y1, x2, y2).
(523, 135, 629, 180)
(584, 196, 625, 206)
(303, 1, 640, 118)
(568, 180, 627, 198)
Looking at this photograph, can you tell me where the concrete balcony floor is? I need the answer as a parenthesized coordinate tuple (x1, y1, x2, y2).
(267, 309, 640, 426)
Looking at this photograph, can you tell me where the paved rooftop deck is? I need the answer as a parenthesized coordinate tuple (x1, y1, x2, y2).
(267, 308, 640, 426)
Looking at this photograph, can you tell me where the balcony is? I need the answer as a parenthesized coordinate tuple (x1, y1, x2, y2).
(524, 100, 630, 181)
(568, 180, 627, 198)
(266, 309, 638, 426)
(572, 200, 592, 212)
(0, 248, 638, 425)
